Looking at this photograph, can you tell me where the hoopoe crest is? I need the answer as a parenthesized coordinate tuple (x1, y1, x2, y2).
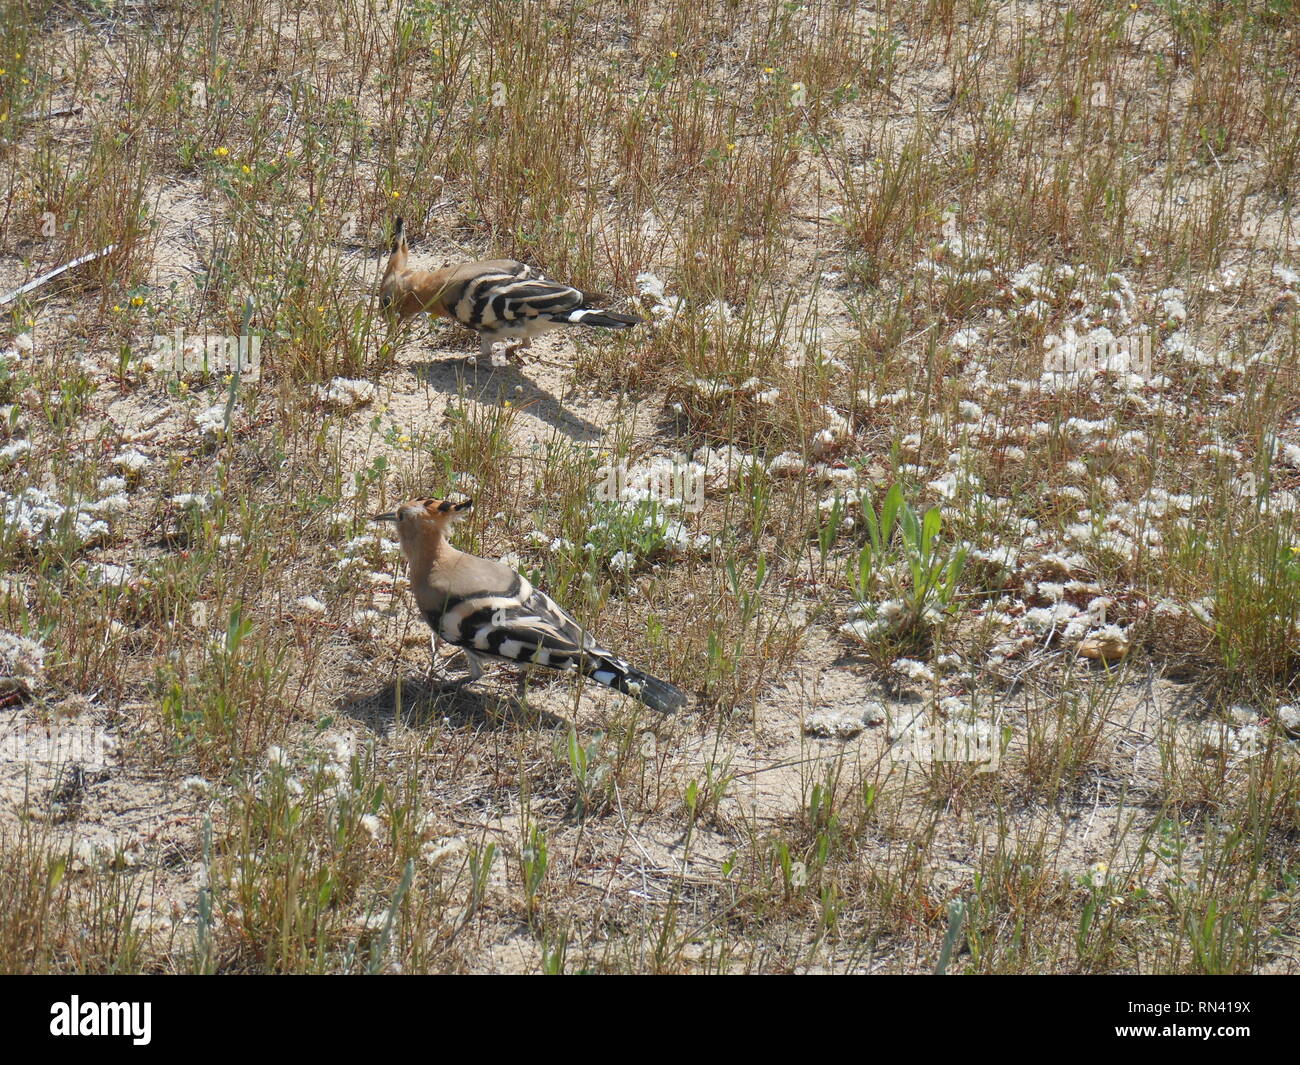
(374, 496, 687, 713)
(378, 217, 642, 361)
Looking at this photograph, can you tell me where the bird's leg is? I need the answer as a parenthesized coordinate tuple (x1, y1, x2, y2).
(426, 634, 453, 674)
(463, 649, 485, 681)
(426, 650, 484, 696)
(424, 635, 465, 691)
(479, 335, 495, 362)
(425, 634, 443, 679)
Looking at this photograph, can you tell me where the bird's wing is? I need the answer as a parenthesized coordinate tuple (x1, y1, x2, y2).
(423, 554, 598, 669)
(416, 547, 686, 711)
(444, 262, 587, 332)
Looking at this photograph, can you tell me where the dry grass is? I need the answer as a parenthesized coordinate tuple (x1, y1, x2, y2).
(0, 0, 1299, 973)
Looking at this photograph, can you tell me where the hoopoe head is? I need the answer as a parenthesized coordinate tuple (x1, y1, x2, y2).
(378, 217, 409, 313)
(378, 217, 452, 319)
(389, 216, 408, 259)
(373, 496, 473, 554)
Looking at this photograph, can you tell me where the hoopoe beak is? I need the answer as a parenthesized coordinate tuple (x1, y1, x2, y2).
(372, 511, 399, 523)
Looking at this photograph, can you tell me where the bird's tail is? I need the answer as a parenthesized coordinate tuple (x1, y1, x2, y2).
(390, 216, 407, 254)
(556, 308, 642, 329)
(585, 654, 686, 713)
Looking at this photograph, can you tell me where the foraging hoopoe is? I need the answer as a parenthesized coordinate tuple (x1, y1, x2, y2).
(374, 496, 687, 713)
(378, 217, 642, 360)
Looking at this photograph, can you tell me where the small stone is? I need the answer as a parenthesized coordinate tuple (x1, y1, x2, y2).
(804, 709, 866, 739)
(1277, 705, 1300, 738)
(1078, 627, 1130, 662)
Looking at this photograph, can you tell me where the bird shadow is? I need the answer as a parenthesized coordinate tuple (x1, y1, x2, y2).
(335, 673, 570, 738)
(408, 356, 605, 442)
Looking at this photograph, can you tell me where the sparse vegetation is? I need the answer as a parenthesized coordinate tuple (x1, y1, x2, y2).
(0, 0, 1298, 974)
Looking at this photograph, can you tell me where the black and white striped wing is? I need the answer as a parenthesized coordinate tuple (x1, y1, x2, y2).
(426, 574, 594, 670)
(451, 266, 587, 334)
(421, 570, 687, 713)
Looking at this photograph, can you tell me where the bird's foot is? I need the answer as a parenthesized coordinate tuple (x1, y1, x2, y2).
(422, 658, 460, 691)
(462, 649, 486, 682)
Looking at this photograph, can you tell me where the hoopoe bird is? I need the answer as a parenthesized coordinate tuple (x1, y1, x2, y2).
(374, 496, 687, 713)
(378, 217, 642, 360)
